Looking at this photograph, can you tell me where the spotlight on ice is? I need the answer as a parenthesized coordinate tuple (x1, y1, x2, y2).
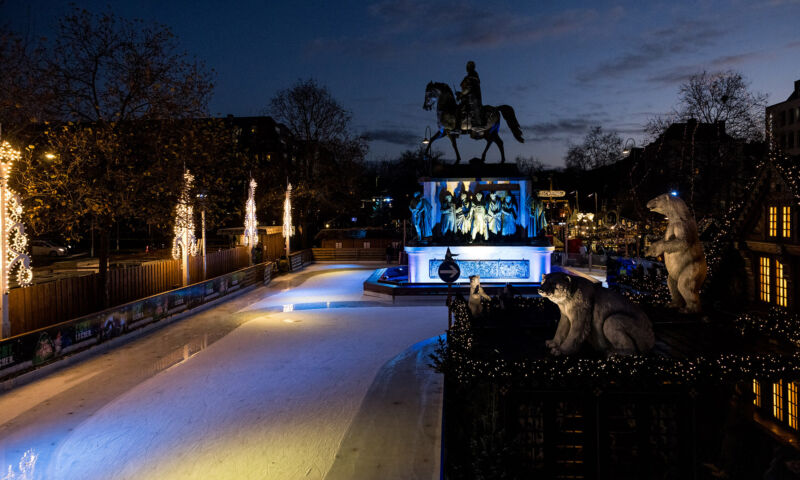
(670, 190, 678, 197)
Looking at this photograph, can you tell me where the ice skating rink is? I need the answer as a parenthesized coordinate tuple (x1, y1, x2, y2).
(0, 264, 446, 479)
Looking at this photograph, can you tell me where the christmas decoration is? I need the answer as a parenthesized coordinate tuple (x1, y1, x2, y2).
(172, 170, 197, 285)
(243, 178, 258, 249)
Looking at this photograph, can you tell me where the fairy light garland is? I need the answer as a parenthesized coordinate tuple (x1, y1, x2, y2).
(433, 296, 800, 389)
(0, 141, 32, 288)
(283, 183, 293, 240)
(243, 178, 258, 248)
(172, 170, 198, 260)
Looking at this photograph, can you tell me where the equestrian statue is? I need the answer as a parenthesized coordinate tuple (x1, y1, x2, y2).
(423, 61, 524, 164)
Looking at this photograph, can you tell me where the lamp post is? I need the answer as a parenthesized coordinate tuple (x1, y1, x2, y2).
(196, 193, 207, 279)
(0, 141, 33, 338)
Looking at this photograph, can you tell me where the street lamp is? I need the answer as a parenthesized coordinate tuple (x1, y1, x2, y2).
(622, 138, 636, 157)
(196, 192, 207, 279)
(422, 126, 431, 145)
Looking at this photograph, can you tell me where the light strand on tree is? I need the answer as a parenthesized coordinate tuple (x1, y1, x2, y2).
(172, 170, 198, 260)
(283, 183, 293, 239)
(243, 178, 258, 248)
(0, 142, 32, 287)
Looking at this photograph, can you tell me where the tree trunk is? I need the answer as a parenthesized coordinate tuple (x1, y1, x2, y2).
(98, 230, 110, 309)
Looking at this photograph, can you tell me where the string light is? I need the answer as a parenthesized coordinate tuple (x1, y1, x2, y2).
(0, 141, 32, 288)
(172, 170, 198, 260)
(433, 296, 800, 388)
(243, 178, 258, 248)
(283, 183, 293, 240)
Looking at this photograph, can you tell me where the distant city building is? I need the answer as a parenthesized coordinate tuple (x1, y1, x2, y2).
(766, 79, 800, 156)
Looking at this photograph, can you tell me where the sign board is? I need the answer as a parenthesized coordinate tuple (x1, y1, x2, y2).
(438, 259, 461, 283)
(538, 190, 566, 198)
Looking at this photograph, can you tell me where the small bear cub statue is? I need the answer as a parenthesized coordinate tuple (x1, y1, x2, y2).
(539, 272, 654, 356)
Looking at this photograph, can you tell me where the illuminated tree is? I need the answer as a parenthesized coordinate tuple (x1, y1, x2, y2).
(14, 7, 213, 306)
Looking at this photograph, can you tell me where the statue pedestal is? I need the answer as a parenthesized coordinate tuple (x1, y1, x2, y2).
(405, 245, 554, 284)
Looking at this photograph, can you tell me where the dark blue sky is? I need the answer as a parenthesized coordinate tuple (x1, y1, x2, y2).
(4, 0, 800, 166)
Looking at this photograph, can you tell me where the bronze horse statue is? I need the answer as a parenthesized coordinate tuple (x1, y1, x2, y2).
(423, 81, 524, 164)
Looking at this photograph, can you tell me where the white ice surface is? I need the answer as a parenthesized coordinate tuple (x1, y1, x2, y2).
(4, 265, 446, 479)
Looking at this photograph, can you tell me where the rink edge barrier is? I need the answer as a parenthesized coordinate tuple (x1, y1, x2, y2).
(0, 258, 302, 387)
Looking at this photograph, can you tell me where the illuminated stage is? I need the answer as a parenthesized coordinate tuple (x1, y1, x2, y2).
(363, 164, 554, 299)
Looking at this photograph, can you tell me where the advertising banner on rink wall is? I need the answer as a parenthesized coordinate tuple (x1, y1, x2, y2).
(0, 261, 277, 378)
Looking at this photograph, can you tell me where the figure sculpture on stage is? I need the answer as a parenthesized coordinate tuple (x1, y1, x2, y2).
(456, 192, 472, 236)
(486, 192, 502, 235)
(471, 192, 489, 241)
(527, 195, 548, 238)
(501, 194, 517, 236)
(440, 193, 456, 235)
(410, 191, 433, 240)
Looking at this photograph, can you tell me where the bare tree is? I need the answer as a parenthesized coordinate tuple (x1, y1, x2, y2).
(646, 70, 767, 141)
(0, 26, 48, 138)
(515, 155, 546, 177)
(267, 79, 367, 247)
(564, 126, 623, 171)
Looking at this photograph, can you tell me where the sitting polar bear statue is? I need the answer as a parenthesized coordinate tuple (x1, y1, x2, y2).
(539, 272, 654, 356)
(646, 193, 707, 314)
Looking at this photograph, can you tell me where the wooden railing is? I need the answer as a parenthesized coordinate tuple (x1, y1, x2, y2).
(311, 248, 386, 262)
(9, 246, 251, 336)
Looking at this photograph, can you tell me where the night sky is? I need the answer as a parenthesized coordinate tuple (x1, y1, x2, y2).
(3, 0, 799, 166)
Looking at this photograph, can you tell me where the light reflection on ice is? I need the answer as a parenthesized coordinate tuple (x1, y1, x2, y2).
(1, 449, 36, 480)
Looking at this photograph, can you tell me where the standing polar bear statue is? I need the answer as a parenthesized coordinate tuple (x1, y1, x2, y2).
(646, 193, 707, 314)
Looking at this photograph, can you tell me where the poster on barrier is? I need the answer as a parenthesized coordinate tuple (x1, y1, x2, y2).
(0, 263, 262, 376)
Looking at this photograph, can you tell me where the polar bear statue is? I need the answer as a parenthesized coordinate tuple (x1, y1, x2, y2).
(646, 193, 707, 314)
(539, 272, 654, 356)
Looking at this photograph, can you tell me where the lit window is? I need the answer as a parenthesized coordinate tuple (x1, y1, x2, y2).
(754, 379, 762, 408)
(774, 380, 784, 421)
(760, 257, 771, 302)
(789, 382, 798, 429)
(769, 206, 778, 236)
(776, 260, 788, 307)
(784, 206, 792, 238)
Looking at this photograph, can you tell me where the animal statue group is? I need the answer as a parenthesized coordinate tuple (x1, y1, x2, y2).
(539, 272, 655, 356)
(646, 193, 707, 314)
(422, 61, 524, 164)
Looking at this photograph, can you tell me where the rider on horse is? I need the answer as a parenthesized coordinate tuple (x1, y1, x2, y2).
(457, 61, 482, 132)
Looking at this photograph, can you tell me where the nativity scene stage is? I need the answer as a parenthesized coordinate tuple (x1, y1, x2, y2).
(363, 163, 554, 298)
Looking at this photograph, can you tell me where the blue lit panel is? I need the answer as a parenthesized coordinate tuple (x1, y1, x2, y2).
(429, 259, 530, 279)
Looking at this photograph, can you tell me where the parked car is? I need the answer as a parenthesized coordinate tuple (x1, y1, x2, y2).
(30, 240, 68, 257)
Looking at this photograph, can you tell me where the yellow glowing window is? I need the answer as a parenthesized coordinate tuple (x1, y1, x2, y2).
(760, 257, 771, 302)
(776, 261, 788, 307)
(789, 382, 798, 429)
(784, 206, 792, 237)
(774, 380, 784, 421)
(754, 380, 762, 407)
(770, 206, 778, 236)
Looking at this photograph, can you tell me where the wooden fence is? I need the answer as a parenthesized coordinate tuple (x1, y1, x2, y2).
(311, 248, 386, 262)
(9, 246, 251, 336)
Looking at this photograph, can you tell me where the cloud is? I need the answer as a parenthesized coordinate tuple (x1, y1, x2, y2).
(308, 2, 610, 58)
(523, 118, 596, 136)
(362, 128, 420, 146)
(576, 19, 726, 83)
(645, 51, 766, 86)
